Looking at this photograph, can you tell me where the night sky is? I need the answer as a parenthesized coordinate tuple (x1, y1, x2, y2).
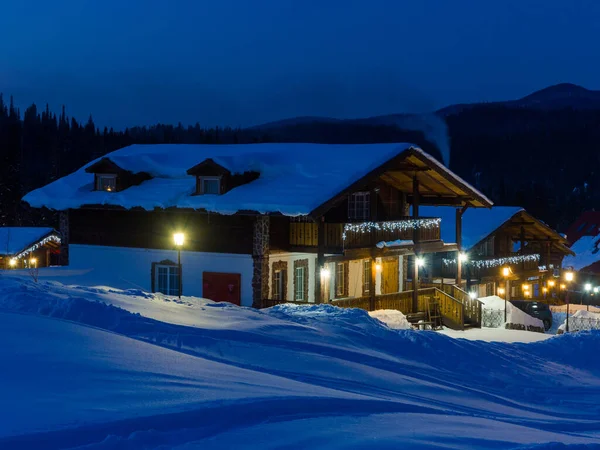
(2, 0, 599, 128)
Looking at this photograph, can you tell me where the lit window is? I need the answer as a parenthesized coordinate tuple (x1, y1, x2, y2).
(96, 174, 117, 192)
(348, 192, 370, 220)
(199, 177, 221, 195)
(294, 266, 305, 301)
(156, 264, 180, 296)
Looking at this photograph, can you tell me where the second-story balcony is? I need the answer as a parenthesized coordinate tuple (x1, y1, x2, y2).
(290, 217, 441, 252)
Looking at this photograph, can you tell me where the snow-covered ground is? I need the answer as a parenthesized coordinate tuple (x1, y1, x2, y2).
(1, 275, 600, 449)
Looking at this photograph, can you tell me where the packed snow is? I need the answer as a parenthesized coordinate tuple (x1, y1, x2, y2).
(479, 295, 545, 329)
(558, 309, 600, 332)
(1, 275, 600, 449)
(0, 227, 57, 255)
(368, 309, 411, 330)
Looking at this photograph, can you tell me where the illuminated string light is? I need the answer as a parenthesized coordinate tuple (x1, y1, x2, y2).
(443, 253, 540, 269)
(342, 218, 441, 241)
(15, 235, 61, 260)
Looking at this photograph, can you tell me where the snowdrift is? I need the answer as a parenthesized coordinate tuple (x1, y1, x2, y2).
(1, 276, 600, 449)
(480, 295, 545, 330)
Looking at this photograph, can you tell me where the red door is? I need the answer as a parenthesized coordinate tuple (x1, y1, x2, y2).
(202, 272, 241, 305)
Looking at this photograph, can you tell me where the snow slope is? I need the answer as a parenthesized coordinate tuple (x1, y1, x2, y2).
(1, 276, 600, 449)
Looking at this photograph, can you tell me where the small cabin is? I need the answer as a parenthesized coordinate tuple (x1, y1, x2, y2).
(0, 228, 61, 270)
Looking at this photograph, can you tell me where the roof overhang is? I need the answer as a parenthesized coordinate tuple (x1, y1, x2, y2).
(309, 146, 492, 218)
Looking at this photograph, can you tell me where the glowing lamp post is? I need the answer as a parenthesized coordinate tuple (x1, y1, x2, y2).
(502, 266, 511, 322)
(584, 283, 592, 312)
(8, 258, 17, 269)
(564, 270, 574, 332)
(173, 233, 185, 299)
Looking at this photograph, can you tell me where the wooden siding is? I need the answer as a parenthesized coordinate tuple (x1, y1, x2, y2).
(70, 209, 254, 254)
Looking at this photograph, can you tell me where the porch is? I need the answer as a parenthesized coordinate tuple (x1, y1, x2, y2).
(263, 285, 482, 330)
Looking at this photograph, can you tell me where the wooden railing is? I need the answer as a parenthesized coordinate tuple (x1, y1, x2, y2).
(290, 218, 441, 250)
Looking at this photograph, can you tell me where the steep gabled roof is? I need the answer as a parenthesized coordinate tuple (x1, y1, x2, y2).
(23, 143, 491, 217)
(420, 206, 573, 255)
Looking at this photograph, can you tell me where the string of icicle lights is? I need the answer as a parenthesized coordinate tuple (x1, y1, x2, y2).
(15, 235, 61, 259)
(342, 218, 441, 241)
(443, 253, 540, 269)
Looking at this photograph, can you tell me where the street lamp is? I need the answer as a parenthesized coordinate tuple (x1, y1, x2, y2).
(584, 283, 592, 311)
(8, 258, 17, 269)
(458, 252, 468, 263)
(173, 232, 185, 299)
(416, 257, 425, 268)
(564, 270, 574, 332)
(502, 266, 511, 322)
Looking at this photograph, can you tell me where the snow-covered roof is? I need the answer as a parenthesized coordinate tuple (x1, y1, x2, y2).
(0, 227, 58, 256)
(563, 235, 600, 271)
(24, 143, 424, 216)
(420, 206, 524, 250)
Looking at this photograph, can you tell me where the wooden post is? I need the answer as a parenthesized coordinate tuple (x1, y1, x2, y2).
(412, 175, 420, 312)
(251, 215, 270, 308)
(455, 207, 465, 287)
(315, 218, 325, 303)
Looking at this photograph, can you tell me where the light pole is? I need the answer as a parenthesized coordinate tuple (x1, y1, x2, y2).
(584, 283, 592, 311)
(502, 266, 511, 322)
(564, 271, 574, 333)
(173, 232, 185, 299)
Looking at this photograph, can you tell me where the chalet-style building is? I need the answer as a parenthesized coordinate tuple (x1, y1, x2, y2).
(420, 207, 574, 299)
(24, 143, 493, 328)
(0, 227, 61, 270)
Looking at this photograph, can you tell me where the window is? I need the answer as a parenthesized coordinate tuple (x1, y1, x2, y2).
(294, 266, 305, 301)
(273, 270, 284, 300)
(363, 260, 371, 295)
(348, 192, 370, 220)
(96, 174, 117, 192)
(156, 264, 180, 296)
(335, 262, 346, 297)
(199, 176, 221, 195)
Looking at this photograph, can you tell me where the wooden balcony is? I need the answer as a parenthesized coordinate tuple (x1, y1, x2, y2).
(289, 218, 441, 251)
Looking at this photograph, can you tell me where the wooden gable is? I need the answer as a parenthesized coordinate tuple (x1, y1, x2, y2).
(187, 158, 260, 195)
(85, 157, 151, 192)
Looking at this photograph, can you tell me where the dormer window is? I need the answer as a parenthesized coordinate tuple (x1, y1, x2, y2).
(96, 174, 117, 192)
(199, 176, 221, 195)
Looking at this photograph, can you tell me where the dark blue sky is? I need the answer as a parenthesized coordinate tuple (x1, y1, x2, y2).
(2, 0, 599, 128)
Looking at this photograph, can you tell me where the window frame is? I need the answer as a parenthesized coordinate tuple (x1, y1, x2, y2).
(362, 259, 371, 296)
(95, 173, 117, 192)
(335, 262, 348, 298)
(348, 191, 371, 221)
(197, 176, 221, 195)
(155, 263, 181, 296)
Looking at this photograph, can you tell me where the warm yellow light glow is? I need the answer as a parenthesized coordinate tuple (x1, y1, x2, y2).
(416, 257, 425, 268)
(375, 263, 382, 272)
(8, 258, 17, 268)
(458, 252, 468, 263)
(560, 283, 566, 290)
(522, 284, 530, 291)
(548, 280, 555, 287)
(585, 283, 592, 292)
(502, 267, 510, 277)
(320, 267, 331, 280)
(173, 232, 185, 247)
(564, 271, 574, 282)
(106, 186, 112, 192)
(30, 258, 37, 267)
(542, 287, 548, 293)
(497, 287, 505, 295)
